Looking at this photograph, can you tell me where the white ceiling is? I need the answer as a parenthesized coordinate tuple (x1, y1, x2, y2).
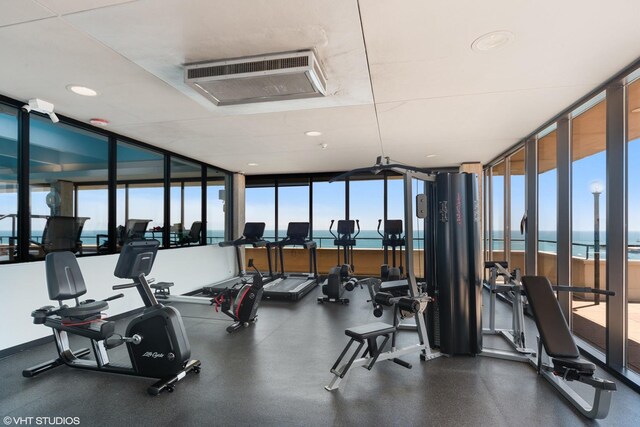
(0, 0, 639, 174)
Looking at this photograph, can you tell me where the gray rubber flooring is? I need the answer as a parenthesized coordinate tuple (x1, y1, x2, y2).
(1, 286, 639, 427)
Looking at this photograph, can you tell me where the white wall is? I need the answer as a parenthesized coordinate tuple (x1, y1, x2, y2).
(0, 245, 237, 351)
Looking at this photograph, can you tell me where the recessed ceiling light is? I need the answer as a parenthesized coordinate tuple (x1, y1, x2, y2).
(247, 162, 258, 166)
(471, 31, 514, 52)
(426, 154, 439, 158)
(66, 85, 99, 96)
(89, 118, 109, 126)
(305, 131, 322, 137)
(632, 107, 640, 113)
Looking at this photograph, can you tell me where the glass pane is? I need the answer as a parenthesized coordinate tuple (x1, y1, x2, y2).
(312, 179, 345, 249)
(0, 105, 18, 262)
(29, 117, 108, 259)
(349, 178, 384, 248)
(571, 98, 607, 353)
(117, 141, 164, 246)
(207, 168, 226, 244)
(627, 78, 640, 373)
(491, 162, 505, 259)
(277, 183, 309, 240)
(508, 149, 525, 272)
(537, 129, 558, 284)
(348, 177, 385, 278)
(246, 185, 275, 241)
(170, 157, 201, 246)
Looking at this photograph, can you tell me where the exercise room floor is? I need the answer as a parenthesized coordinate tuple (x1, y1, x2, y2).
(1, 285, 639, 427)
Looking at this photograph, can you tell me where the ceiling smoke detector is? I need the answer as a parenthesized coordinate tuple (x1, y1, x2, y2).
(184, 50, 327, 106)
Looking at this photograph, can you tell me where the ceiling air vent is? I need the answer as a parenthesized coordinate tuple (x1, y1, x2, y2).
(184, 50, 327, 106)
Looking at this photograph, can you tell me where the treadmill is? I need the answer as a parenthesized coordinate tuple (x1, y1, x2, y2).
(262, 222, 318, 301)
(201, 222, 274, 296)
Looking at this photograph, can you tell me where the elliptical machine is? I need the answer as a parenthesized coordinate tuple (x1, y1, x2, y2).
(212, 259, 264, 333)
(377, 219, 405, 281)
(23, 240, 201, 395)
(318, 219, 360, 305)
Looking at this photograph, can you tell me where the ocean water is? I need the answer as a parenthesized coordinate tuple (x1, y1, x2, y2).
(4, 228, 640, 260)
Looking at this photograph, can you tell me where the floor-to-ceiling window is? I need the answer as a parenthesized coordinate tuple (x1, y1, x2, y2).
(349, 176, 384, 248)
(312, 178, 345, 248)
(346, 176, 385, 278)
(116, 140, 165, 246)
(277, 178, 310, 240)
(627, 77, 640, 373)
(170, 157, 202, 246)
(571, 94, 607, 353)
(245, 180, 276, 241)
(508, 149, 525, 272)
(537, 126, 558, 283)
(29, 116, 109, 259)
(491, 161, 505, 260)
(207, 168, 226, 244)
(0, 105, 17, 262)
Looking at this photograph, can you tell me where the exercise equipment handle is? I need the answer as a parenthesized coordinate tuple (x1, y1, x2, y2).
(113, 282, 137, 290)
(377, 219, 383, 237)
(354, 219, 361, 238)
(553, 285, 615, 296)
(329, 220, 337, 239)
(103, 293, 124, 302)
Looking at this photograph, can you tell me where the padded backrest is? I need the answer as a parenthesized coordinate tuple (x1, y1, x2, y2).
(42, 216, 80, 253)
(188, 221, 203, 240)
(125, 219, 151, 240)
(521, 276, 580, 359)
(243, 222, 266, 239)
(385, 219, 403, 236)
(45, 251, 87, 301)
(337, 220, 355, 236)
(114, 240, 159, 279)
(287, 222, 310, 240)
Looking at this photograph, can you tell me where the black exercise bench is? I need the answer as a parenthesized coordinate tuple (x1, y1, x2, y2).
(521, 276, 616, 419)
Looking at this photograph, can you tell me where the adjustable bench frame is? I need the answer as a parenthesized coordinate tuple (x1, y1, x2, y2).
(521, 276, 616, 420)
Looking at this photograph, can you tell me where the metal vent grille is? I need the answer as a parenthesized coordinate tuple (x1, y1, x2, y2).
(188, 56, 309, 79)
(184, 50, 326, 106)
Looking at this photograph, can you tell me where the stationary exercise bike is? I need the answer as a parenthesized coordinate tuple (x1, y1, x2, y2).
(318, 219, 360, 305)
(377, 219, 405, 281)
(212, 259, 264, 333)
(23, 240, 201, 395)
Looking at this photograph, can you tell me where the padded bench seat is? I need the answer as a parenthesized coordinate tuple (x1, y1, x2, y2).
(552, 358, 595, 375)
(44, 316, 115, 341)
(345, 322, 396, 340)
(380, 279, 409, 294)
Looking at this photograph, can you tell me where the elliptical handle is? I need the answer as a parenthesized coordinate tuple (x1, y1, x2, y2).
(354, 219, 361, 238)
(329, 219, 337, 239)
(377, 219, 384, 237)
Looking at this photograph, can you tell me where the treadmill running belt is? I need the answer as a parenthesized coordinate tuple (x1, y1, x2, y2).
(263, 277, 317, 301)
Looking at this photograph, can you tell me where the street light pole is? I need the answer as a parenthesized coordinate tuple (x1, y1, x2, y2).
(591, 181, 602, 305)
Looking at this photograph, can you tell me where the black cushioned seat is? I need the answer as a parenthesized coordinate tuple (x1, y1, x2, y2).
(552, 358, 595, 374)
(345, 322, 396, 340)
(44, 317, 115, 341)
(59, 301, 108, 319)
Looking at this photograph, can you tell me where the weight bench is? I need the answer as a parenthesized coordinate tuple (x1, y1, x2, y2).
(521, 276, 616, 419)
(326, 322, 419, 391)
